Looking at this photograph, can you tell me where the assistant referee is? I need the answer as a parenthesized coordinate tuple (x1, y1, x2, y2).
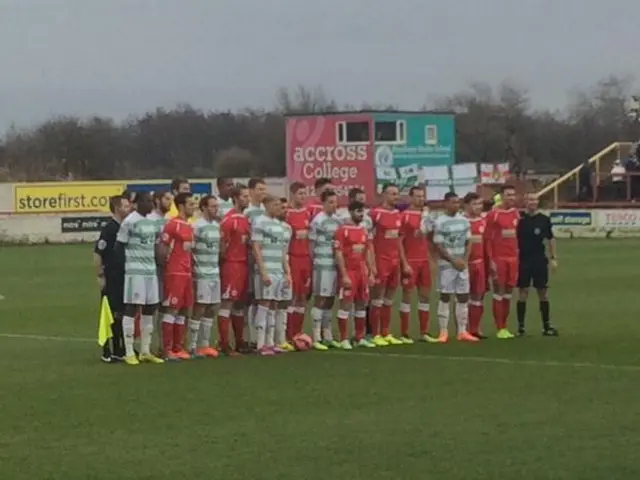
(93, 194, 131, 362)
(516, 193, 558, 336)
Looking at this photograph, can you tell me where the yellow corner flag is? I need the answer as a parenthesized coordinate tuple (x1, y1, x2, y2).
(97, 296, 115, 346)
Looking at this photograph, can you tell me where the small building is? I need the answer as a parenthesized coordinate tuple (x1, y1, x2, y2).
(285, 110, 455, 202)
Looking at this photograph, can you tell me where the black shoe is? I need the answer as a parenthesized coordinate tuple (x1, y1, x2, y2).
(100, 354, 113, 363)
(471, 332, 488, 340)
(543, 327, 559, 337)
(517, 328, 526, 337)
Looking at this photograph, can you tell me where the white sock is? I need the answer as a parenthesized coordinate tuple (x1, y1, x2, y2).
(254, 305, 269, 349)
(188, 318, 201, 351)
(437, 301, 450, 332)
(321, 309, 333, 341)
(312, 307, 323, 343)
(140, 314, 153, 355)
(456, 302, 469, 333)
(275, 309, 287, 346)
(265, 310, 276, 347)
(199, 317, 213, 348)
(244, 306, 256, 343)
(123, 315, 135, 357)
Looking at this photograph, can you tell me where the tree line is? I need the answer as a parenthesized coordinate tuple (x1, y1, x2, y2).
(0, 76, 638, 182)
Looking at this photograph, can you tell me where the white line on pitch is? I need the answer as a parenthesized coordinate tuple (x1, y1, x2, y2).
(1, 332, 639, 372)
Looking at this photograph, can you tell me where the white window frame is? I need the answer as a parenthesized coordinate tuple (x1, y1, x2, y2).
(425, 124, 438, 146)
(336, 120, 370, 145)
(374, 120, 406, 145)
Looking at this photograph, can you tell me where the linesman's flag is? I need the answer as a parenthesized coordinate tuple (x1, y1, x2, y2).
(97, 296, 114, 346)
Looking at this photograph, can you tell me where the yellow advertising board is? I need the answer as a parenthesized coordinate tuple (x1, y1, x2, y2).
(14, 182, 126, 214)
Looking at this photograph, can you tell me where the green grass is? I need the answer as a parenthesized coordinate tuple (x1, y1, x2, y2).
(1, 241, 639, 479)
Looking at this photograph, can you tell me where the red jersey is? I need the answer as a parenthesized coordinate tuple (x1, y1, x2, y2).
(285, 207, 311, 258)
(333, 224, 369, 271)
(220, 210, 250, 263)
(486, 208, 520, 259)
(400, 209, 430, 262)
(161, 218, 194, 276)
(307, 200, 323, 220)
(467, 216, 487, 263)
(370, 206, 402, 262)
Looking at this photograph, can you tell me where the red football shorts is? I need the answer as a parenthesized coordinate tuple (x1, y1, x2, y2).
(163, 274, 193, 310)
(339, 268, 369, 302)
(401, 259, 431, 291)
(290, 255, 312, 298)
(375, 259, 400, 289)
(469, 260, 487, 295)
(221, 262, 248, 302)
(494, 257, 518, 289)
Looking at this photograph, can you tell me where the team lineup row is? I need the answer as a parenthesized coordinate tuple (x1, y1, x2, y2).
(94, 177, 554, 366)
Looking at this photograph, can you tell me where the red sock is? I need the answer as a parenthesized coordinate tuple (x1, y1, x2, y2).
(469, 303, 481, 334)
(230, 314, 244, 349)
(370, 305, 381, 336)
(399, 311, 410, 337)
(217, 316, 230, 350)
(492, 297, 503, 330)
(381, 304, 392, 336)
(418, 308, 430, 335)
(355, 316, 366, 340)
(173, 323, 185, 352)
(286, 310, 296, 341)
(502, 297, 511, 330)
(162, 321, 173, 356)
(338, 316, 348, 341)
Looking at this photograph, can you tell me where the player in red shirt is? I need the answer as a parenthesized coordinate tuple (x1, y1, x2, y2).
(284, 182, 312, 341)
(334, 200, 376, 348)
(307, 177, 332, 220)
(158, 192, 196, 360)
(218, 184, 252, 355)
(485, 184, 520, 339)
(369, 183, 409, 347)
(399, 187, 434, 342)
(463, 192, 489, 339)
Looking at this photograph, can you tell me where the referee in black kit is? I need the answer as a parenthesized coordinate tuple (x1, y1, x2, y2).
(516, 192, 558, 337)
(93, 194, 131, 362)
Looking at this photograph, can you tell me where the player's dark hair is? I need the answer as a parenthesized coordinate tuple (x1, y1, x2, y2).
(444, 191, 458, 201)
(121, 190, 135, 202)
(262, 194, 277, 206)
(232, 183, 248, 199)
(348, 200, 365, 212)
(199, 194, 216, 210)
(348, 187, 364, 200)
(216, 177, 232, 187)
(409, 186, 423, 196)
(381, 182, 397, 193)
(280, 197, 288, 204)
(174, 192, 192, 207)
(501, 184, 516, 194)
(290, 181, 306, 193)
(320, 189, 336, 203)
(171, 178, 189, 193)
(152, 190, 168, 203)
(109, 195, 124, 214)
(248, 177, 266, 190)
(463, 192, 480, 204)
(314, 177, 332, 190)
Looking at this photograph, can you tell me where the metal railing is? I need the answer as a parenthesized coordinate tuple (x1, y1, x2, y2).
(535, 142, 633, 207)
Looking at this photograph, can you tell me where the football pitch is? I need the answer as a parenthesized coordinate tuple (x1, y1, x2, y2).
(1, 241, 639, 480)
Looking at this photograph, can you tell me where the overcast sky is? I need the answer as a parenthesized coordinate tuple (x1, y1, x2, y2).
(0, 0, 638, 131)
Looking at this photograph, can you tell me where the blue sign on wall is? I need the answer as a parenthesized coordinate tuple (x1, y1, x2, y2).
(125, 182, 212, 201)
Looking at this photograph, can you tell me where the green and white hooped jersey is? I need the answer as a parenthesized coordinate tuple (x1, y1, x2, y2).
(244, 203, 265, 226)
(251, 215, 290, 275)
(117, 211, 158, 277)
(309, 212, 341, 271)
(433, 212, 471, 266)
(217, 197, 234, 220)
(193, 217, 221, 280)
(146, 210, 168, 239)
